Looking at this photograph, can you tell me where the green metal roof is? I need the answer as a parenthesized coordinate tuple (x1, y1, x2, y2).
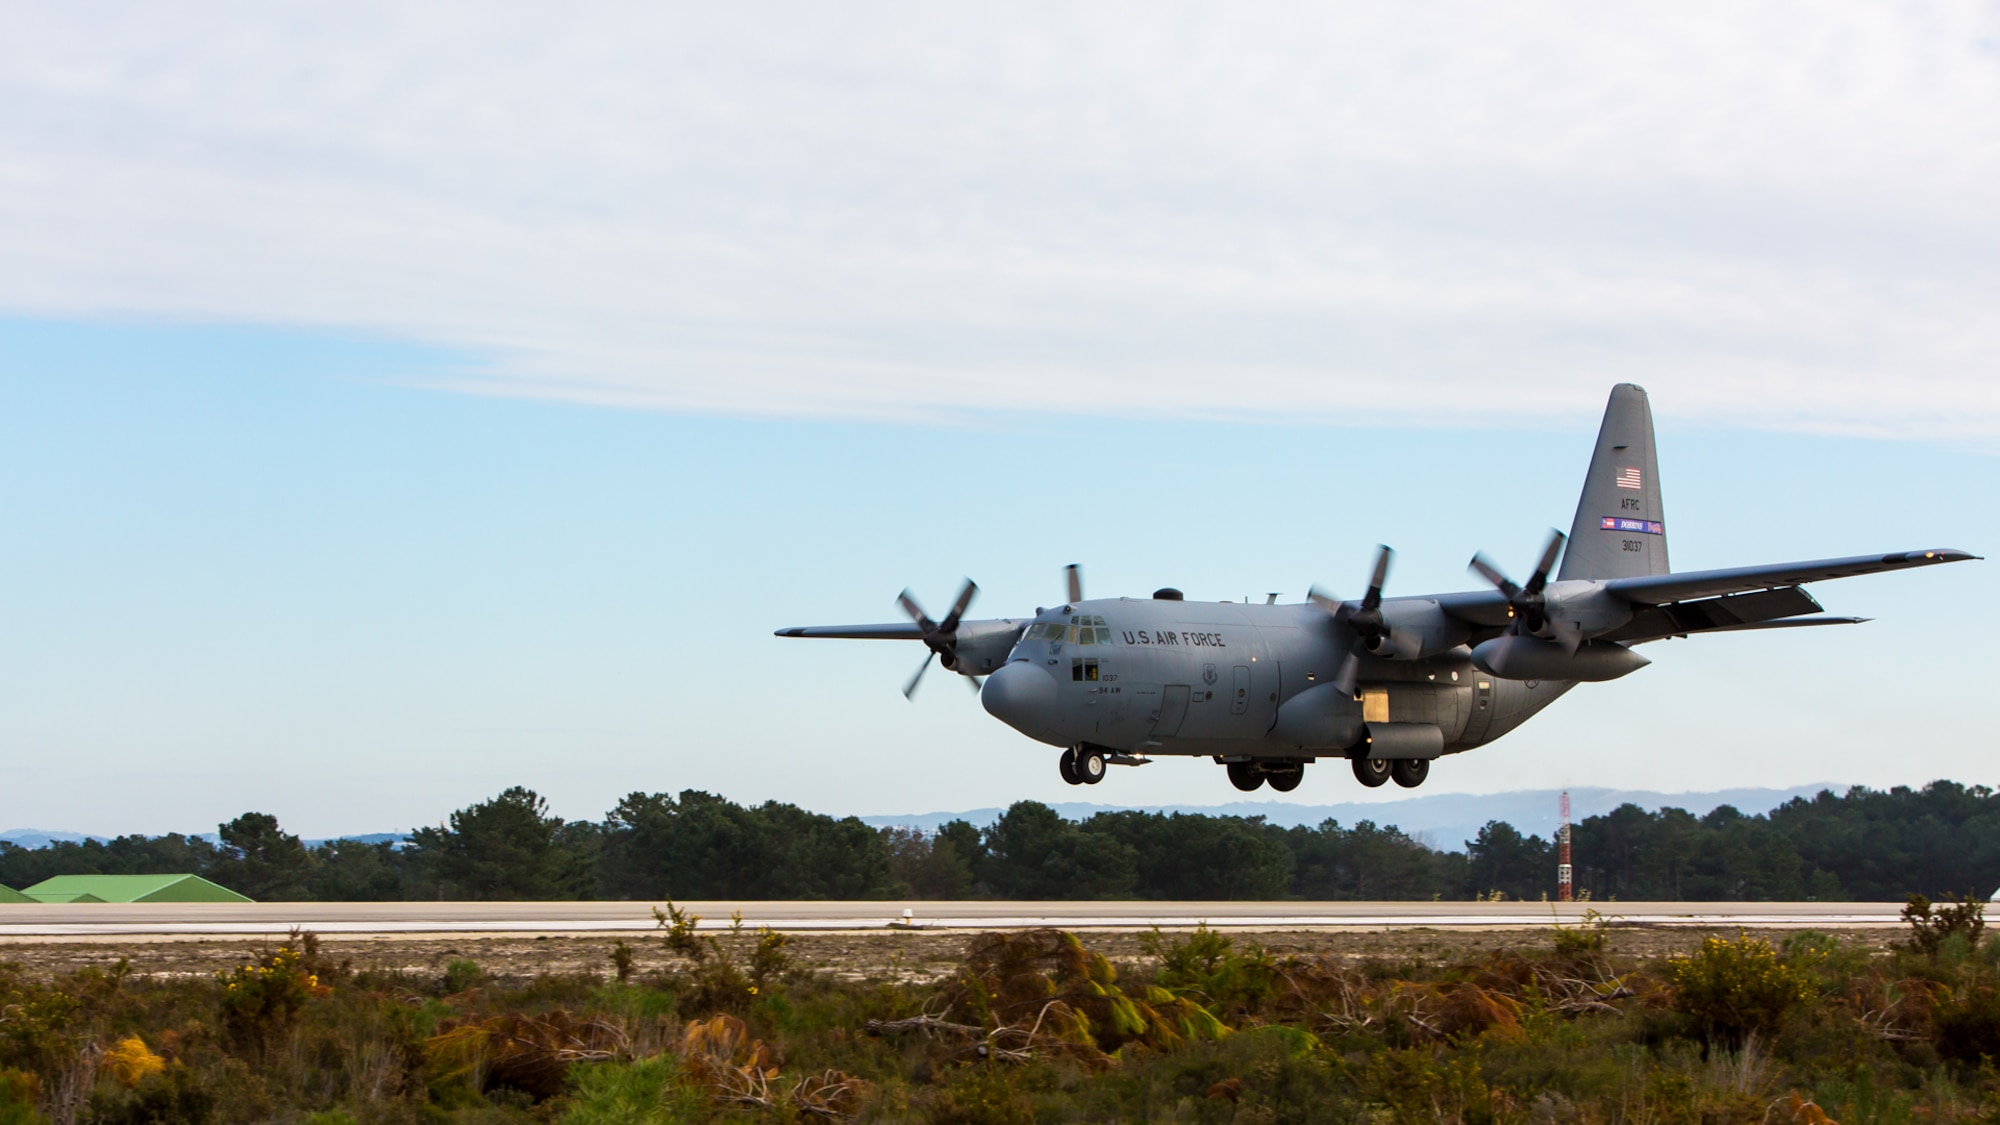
(19, 874, 252, 904)
(0, 884, 33, 903)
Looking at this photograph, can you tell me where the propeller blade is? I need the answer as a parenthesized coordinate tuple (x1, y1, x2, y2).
(1468, 554, 1521, 600)
(1362, 545, 1393, 612)
(1307, 585, 1343, 614)
(1332, 648, 1361, 695)
(1064, 563, 1083, 604)
(964, 674, 984, 694)
(938, 579, 978, 634)
(1553, 619, 1584, 655)
(1524, 530, 1567, 596)
(897, 590, 938, 635)
(902, 650, 935, 699)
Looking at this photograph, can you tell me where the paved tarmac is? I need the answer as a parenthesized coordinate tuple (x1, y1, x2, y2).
(0, 899, 1906, 938)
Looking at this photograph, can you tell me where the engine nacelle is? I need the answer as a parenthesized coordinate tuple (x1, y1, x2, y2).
(1366, 601, 1471, 661)
(1271, 682, 1365, 750)
(952, 620, 1029, 676)
(1470, 635, 1650, 682)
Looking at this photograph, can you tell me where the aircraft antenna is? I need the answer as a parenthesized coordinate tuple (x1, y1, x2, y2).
(1557, 789, 1574, 902)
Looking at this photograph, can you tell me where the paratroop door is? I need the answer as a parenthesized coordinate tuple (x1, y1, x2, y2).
(1153, 684, 1191, 736)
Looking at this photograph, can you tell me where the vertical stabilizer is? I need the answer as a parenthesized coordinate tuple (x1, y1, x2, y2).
(1559, 384, 1669, 581)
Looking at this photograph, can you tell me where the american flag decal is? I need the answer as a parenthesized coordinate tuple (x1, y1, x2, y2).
(1615, 466, 1643, 490)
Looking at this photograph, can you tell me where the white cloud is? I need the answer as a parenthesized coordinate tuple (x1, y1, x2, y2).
(2, 3, 1997, 433)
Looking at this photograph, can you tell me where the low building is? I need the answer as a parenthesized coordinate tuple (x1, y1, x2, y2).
(18, 874, 252, 904)
(0, 884, 33, 903)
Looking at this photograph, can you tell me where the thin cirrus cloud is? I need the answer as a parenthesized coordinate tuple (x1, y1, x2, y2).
(1, 4, 1996, 434)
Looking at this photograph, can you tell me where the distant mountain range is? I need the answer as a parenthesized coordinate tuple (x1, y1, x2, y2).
(3, 786, 1845, 855)
(860, 784, 1847, 851)
(0, 829, 403, 849)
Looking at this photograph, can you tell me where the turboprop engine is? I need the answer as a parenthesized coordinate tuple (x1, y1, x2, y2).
(1469, 635, 1650, 682)
(1309, 546, 1469, 691)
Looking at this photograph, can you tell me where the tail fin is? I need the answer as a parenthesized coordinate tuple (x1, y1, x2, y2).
(1559, 384, 1669, 581)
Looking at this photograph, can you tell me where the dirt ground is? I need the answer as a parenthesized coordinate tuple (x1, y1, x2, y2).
(0, 923, 1902, 985)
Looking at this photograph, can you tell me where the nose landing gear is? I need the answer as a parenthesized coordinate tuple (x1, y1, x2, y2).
(1059, 746, 1106, 785)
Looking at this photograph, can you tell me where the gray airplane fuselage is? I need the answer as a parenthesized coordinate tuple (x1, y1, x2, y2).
(976, 597, 1568, 762)
(777, 382, 1976, 792)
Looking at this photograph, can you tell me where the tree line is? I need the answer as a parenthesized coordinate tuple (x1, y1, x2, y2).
(2, 781, 1993, 902)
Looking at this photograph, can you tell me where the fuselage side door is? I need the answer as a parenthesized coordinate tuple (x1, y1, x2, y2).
(1153, 684, 1191, 737)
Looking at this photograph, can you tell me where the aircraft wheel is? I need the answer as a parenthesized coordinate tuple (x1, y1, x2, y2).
(1352, 756, 1391, 788)
(1077, 749, 1107, 785)
(1226, 761, 1264, 792)
(1391, 758, 1429, 788)
(1267, 766, 1304, 793)
(1058, 748, 1081, 785)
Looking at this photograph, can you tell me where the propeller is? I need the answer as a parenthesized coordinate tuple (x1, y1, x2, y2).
(1467, 530, 1569, 643)
(1308, 544, 1395, 695)
(1064, 563, 1083, 604)
(897, 578, 978, 699)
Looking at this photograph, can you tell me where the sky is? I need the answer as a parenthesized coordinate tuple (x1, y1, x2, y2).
(0, 4, 1994, 838)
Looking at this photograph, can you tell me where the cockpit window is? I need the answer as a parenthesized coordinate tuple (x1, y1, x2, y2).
(1027, 616, 1110, 647)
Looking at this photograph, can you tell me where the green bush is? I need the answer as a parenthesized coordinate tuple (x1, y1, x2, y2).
(1138, 924, 1277, 1015)
(560, 1058, 696, 1124)
(1902, 894, 1986, 957)
(0, 1070, 43, 1125)
(1666, 933, 1815, 1048)
(440, 959, 484, 995)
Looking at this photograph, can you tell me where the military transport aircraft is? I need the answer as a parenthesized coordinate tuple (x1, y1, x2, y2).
(777, 385, 1977, 793)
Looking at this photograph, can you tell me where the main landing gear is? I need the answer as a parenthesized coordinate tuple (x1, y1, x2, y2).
(1223, 760, 1307, 793)
(1059, 746, 1106, 786)
(1351, 756, 1430, 789)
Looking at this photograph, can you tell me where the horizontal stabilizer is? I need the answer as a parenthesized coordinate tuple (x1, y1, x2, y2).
(775, 623, 925, 640)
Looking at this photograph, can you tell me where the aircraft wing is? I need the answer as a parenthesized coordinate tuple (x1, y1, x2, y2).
(1602, 548, 1977, 605)
(773, 623, 925, 639)
(1433, 547, 1975, 642)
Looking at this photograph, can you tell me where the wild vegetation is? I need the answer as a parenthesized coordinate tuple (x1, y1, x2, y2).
(5, 902, 2000, 1122)
(3, 781, 1998, 903)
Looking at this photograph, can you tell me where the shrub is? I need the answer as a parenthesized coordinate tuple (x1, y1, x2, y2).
(216, 942, 331, 1058)
(1900, 893, 1985, 957)
(0, 1070, 40, 1125)
(561, 1058, 695, 1124)
(1666, 933, 1815, 1048)
(440, 959, 484, 996)
(1139, 924, 1277, 1015)
(98, 1038, 163, 1088)
(1932, 984, 2000, 1065)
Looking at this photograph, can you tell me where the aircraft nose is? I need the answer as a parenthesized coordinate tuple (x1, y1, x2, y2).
(981, 660, 1060, 738)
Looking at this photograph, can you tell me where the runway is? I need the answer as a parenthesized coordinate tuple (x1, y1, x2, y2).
(0, 899, 1907, 939)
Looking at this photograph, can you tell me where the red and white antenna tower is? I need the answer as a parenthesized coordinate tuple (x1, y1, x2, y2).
(1557, 789, 1574, 902)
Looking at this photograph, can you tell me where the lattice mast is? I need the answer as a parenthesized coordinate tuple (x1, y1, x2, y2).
(1557, 789, 1574, 902)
